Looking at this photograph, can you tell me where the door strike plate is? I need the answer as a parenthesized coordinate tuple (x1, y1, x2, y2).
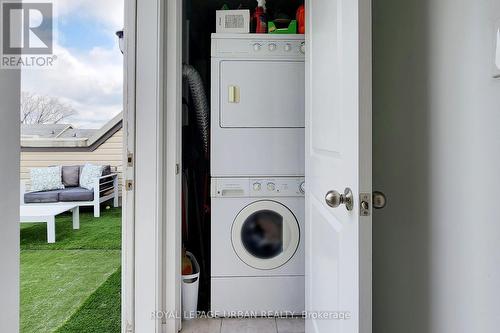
(359, 193, 371, 216)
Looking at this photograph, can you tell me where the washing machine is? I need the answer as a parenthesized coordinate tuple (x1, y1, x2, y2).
(211, 34, 305, 177)
(211, 177, 305, 314)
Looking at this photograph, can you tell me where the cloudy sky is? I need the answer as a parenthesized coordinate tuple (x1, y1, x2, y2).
(21, 0, 124, 129)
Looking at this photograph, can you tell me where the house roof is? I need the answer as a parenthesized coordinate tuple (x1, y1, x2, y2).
(21, 124, 77, 138)
(21, 112, 122, 151)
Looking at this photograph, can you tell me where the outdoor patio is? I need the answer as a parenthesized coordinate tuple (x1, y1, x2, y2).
(20, 207, 121, 333)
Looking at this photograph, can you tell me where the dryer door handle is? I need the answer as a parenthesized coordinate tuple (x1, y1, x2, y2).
(228, 85, 240, 103)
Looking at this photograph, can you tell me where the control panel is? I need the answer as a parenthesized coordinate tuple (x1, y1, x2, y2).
(212, 34, 305, 59)
(250, 40, 304, 56)
(212, 177, 305, 198)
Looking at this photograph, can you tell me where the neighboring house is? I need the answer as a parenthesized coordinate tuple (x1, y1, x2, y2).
(21, 113, 123, 200)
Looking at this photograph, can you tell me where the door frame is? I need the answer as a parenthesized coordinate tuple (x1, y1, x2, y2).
(0, 66, 21, 333)
(122, 0, 136, 331)
(127, 0, 169, 332)
(128, 0, 182, 332)
(164, 0, 183, 332)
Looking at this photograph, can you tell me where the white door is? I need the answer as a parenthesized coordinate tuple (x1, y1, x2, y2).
(305, 0, 372, 332)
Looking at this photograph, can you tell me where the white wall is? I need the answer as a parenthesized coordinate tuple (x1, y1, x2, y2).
(0, 70, 20, 331)
(373, 0, 500, 332)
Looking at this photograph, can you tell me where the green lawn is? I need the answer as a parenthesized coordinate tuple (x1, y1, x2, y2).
(20, 207, 121, 333)
(56, 268, 122, 333)
(21, 207, 121, 250)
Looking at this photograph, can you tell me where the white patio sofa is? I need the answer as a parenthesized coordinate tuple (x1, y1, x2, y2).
(21, 165, 119, 218)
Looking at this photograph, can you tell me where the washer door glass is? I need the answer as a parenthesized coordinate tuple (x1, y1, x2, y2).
(241, 210, 283, 259)
(232, 200, 300, 270)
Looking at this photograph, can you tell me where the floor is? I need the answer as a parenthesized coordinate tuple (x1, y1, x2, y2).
(180, 317, 305, 333)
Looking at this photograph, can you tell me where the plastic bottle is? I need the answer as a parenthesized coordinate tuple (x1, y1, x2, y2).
(251, 0, 267, 33)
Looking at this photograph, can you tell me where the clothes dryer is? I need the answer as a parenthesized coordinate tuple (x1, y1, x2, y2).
(211, 34, 305, 177)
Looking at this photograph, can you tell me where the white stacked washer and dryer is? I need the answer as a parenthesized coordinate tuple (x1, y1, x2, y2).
(210, 33, 306, 314)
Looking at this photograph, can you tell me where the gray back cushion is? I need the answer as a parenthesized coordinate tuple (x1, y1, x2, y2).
(102, 165, 111, 176)
(77, 165, 110, 176)
(62, 165, 80, 187)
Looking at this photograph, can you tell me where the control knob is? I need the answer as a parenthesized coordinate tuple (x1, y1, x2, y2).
(299, 181, 305, 194)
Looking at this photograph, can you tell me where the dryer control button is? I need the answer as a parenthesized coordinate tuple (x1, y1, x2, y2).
(268, 43, 277, 51)
(267, 182, 276, 191)
(253, 182, 261, 191)
(300, 42, 306, 54)
(253, 43, 262, 51)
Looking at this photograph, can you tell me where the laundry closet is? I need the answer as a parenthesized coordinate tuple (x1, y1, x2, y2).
(180, 0, 307, 318)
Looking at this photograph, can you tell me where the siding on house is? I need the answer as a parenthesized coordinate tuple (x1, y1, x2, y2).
(21, 129, 124, 197)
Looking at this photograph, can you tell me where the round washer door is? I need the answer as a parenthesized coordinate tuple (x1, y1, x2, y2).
(231, 200, 300, 270)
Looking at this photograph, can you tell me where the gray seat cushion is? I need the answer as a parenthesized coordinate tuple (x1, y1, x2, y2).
(58, 187, 94, 202)
(62, 165, 80, 187)
(24, 190, 63, 203)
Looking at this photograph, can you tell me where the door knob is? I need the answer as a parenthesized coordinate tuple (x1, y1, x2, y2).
(372, 191, 387, 209)
(325, 188, 354, 211)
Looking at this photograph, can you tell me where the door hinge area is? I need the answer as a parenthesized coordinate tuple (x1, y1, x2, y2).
(127, 152, 134, 167)
(125, 179, 134, 191)
(125, 321, 134, 333)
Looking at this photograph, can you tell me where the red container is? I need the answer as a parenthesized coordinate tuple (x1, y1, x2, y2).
(252, 6, 267, 33)
(296, 5, 305, 34)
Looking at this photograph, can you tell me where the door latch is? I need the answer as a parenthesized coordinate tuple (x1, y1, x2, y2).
(359, 193, 371, 216)
(360, 191, 387, 216)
